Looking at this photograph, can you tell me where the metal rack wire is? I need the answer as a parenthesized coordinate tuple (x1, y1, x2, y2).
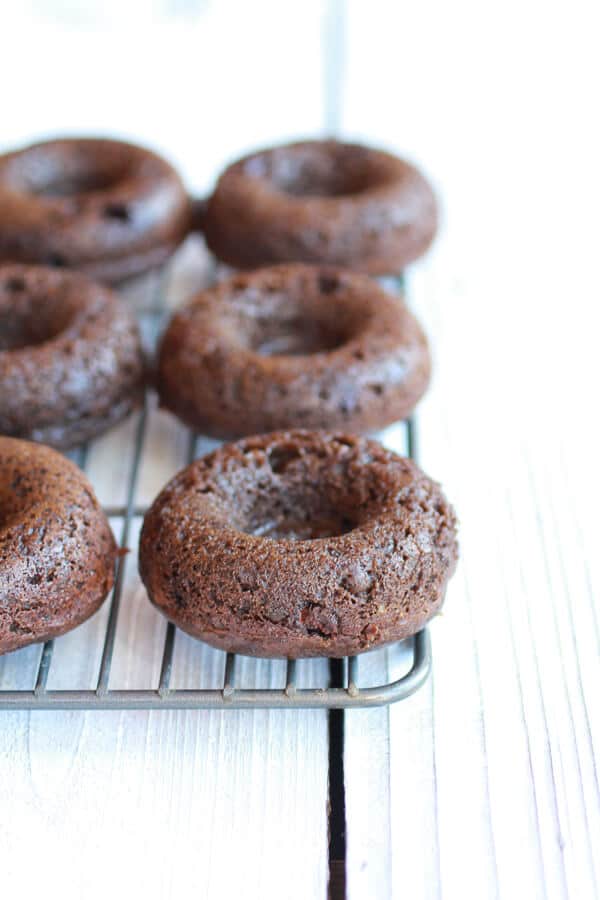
(0, 253, 431, 711)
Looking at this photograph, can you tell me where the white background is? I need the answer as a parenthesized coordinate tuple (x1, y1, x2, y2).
(0, 2, 599, 898)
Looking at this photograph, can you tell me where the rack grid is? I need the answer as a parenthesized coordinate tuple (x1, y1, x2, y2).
(0, 251, 431, 711)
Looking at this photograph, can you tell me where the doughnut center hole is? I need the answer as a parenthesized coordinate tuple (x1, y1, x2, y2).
(0, 301, 73, 351)
(253, 515, 355, 541)
(235, 447, 361, 541)
(33, 171, 121, 197)
(252, 316, 347, 356)
(0, 484, 25, 529)
(246, 145, 385, 198)
(273, 165, 370, 198)
(235, 277, 357, 357)
(246, 496, 357, 540)
(11, 146, 133, 199)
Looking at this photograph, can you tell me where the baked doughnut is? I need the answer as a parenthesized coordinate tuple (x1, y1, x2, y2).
(157, 264, 430, 438)
(0, 264, 145, 449)
(0, 437, 116, 654)
(139, 431, 458, 658)
(0, 137, 191, 283)
(203, 140, 437, 274)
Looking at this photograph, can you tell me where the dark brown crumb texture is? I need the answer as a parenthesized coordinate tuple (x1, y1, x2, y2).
(0, 263, 145, 449)
(0, 437, 117, 655)
(139, 430, 458, 658)
(204, 140, 437, 274)
(0, 137, 191, 283)
(158, 263, 431, 438)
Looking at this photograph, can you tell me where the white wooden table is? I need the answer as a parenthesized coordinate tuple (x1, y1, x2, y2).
(0, 2, 598, 898)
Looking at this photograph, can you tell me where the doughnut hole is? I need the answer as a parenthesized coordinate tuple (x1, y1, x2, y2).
(2, 141, 133, 199)
(32, 168, 124, 198)
(243, 143, 394, 198)
(0, 473, 34, 530)
(0, 289, 75, 351)
(251, 314, 349, 357)
(222, 272, 369, 358)
(237, 481, 359, 541)
(215, 441, 379, 541)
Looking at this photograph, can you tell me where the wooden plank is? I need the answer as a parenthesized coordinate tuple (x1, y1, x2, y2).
(341, 2, 600, 897)
(345, 252, 600, 900)
(343, 424, 408, 897)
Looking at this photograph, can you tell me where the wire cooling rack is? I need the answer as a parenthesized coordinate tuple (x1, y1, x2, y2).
(0, 245, 431, 710)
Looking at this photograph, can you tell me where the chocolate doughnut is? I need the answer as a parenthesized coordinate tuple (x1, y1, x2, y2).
(0, 264, 145, 449)
(203, 140, 437, 274)
(0, 437, 117, 654)
(157, 264, 431, 438)
(0, 137, 191, 282)
(139, 431, 458, 658)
